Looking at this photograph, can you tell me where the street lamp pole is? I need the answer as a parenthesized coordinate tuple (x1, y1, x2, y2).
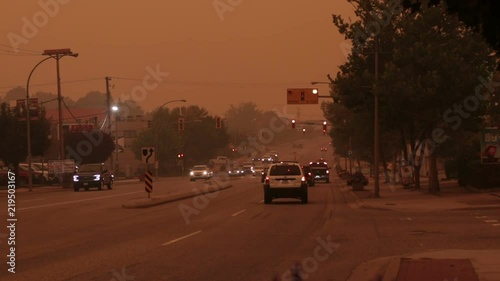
(112, 106, 119, 174)
(42, 49, 78, 160)
(154, 99, 186, 178)
(26, 56, 53, 192)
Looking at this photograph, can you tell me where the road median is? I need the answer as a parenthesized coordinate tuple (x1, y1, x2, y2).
(122, 178, 232, 208)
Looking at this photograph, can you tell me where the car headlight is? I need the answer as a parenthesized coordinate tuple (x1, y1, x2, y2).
(73, 175, 79, 182)
(203, 171, 207, 175)
(94, 174, 101, 181)
(190, 171, 194, 176)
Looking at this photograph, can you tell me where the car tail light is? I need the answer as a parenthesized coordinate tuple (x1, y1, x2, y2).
(301, 176, 306, 182)
(264, 176, 270, 184)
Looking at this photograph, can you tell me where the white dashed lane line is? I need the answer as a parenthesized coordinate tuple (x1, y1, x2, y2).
(162, 231, 202, 246)
(474, 215, 500, 227)
(231, 209, 246, 217)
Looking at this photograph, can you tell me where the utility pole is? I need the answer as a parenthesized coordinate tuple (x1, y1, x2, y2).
(105, 77, 113, 171)
(105, 77, 112, 133)
(373, 36, 380, 198)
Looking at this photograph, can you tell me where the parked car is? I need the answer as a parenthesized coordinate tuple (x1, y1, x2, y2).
(73, 163, 114, 191)
(347, 171, 369, 186)
(301, 165, 315, 187)
(18, 164, 47, 184)
(189, 165, 212, 181)
(263, 162, 308, 204)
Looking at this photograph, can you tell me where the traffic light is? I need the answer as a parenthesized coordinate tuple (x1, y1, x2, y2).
(291, 119, 296, 129)
(215, 117, 221, 128)
(323, 121, 327, 134)
(178, 118, 184, 131)
(147, 120, 151, 128)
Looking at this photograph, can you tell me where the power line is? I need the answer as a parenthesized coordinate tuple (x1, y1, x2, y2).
(0, 78, 103, 90)
(0, 44, 41, 54)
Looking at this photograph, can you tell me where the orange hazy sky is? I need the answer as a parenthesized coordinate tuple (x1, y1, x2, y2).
(1, 0, 354, 120)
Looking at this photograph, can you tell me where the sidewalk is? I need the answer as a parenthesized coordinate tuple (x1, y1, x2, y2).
(339, 176, 500, 212)
(341, 176, 500, 281)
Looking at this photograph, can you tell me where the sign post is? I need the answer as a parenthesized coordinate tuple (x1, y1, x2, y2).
(481, 128, 500, 164)
(144, 170, 153, 198)
(286, 88, 319, 104)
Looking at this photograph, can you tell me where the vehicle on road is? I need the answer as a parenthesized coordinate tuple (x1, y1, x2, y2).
(309, 160, 330, 183)
(73, 163, 113, 191)
(263, 162, 308, 204)
(302, 165, 315, 187)
(228, 165, 244, 177)
(253, 164, 265, 176)
(260, 167, 269, 183)
(242, 161, 255, 176)
(189, 165, 212, 181)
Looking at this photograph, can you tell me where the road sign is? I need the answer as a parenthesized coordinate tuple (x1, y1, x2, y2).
(286, 88, 319, 104)
(145, 170, 153, 194)
(481, 128, 500, 164)
(141, 147, 156, 164)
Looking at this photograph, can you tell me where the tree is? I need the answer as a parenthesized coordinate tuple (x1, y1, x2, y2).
(403, 0, 500, 63)
(132, 105, 230, 175)
(328, 0, 496, 195)
(64, 129, 115, 165)
(382, 4, 496, 192)
(0, 102, 51, 169)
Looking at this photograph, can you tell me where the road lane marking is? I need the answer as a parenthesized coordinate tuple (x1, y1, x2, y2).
(492, 224, 500, 227)
(17, 191, 144, 211)
(231, 209, 246, 217)
(476, 216, 488, 219)
(259, 200, 264, 203)
(484, 219, 498, 223)
(162, 231, 202, 246)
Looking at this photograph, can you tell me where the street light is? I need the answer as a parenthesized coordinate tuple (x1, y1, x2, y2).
(154, 99, 187, 178)
(26, 56, 53, 191)
(310, 81, 335, 98)
(42, 48, 79, 160)
(112, 105, 119, 174)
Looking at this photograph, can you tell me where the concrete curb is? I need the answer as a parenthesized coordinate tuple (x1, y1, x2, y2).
(122, 181, 232, 209)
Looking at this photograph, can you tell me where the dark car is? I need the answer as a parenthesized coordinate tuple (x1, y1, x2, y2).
(309, 161, 330, 183)
(347, 171, 369, 186)
(260, 167, 269, 183)
(73, 163, 113, 191)
(301, 165, 315, 187)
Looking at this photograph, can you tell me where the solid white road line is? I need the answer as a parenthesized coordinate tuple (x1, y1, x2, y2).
(483, 219, 498, 223)
(17, 191, 143, 211)
(162, 231, 202, 246)
(492, 224, 500, 227)
(231, 209, 246, 217)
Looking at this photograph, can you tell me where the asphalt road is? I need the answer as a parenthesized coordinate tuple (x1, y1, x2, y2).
(1, 138, 499, 281)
